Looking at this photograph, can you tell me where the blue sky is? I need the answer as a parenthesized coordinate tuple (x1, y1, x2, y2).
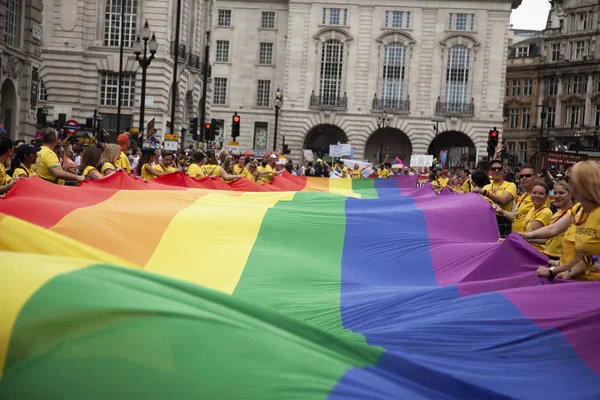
(510, 0, 551, 30)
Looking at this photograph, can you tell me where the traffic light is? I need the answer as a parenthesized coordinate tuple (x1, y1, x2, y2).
(205, 122, 214, 141)
(190, 118, 199, 140)
(232, 113, 240, 139)
(282, 143, 290, 155)
(487, 128, 499, 159)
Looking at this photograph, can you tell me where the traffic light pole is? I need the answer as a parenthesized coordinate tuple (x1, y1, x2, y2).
(198, 31, 210, 148)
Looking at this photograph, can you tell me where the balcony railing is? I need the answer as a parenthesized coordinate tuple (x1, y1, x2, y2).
(170, 42, 187, 60)
(435, 99, 474, 117)
(372, 95, 410, 113)
(309, 91, 347, 110)
(187, 53, 202, 70)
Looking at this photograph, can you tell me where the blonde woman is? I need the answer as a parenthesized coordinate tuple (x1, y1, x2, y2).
(100, 144, 122, 176)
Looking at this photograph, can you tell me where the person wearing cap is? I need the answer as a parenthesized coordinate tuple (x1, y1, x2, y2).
(12, 144, 39, 178)
(36, 128, 84, 184)
(115, 133, 131, 174)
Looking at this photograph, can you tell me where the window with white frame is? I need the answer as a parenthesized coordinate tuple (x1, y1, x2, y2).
(565, 105, 584, 126)
(384, 11, 411, 28)
(259, 42, 274, 65)
(322, 8, 348, 25)
(256, 80, 271, 107)
(595, 104, 600, 127)
(213, 78, 228, 105)
(521, 108, 530, 129)
(5, 0, 21, 47)
(548, 77, 558, 96)
(551, 43, 560, 61)
(104, 0, 138, 47)
(511, 80, 521, 97)
(318, 39, 344, 103)
(509, 109, 519, 129)
(448, 13, 475, 31)
(381, 43, 406, 108)
(444, 45, 470, 107)
(546, 106, 556, 128)
(577, 13, 588, 30)
(218, 10, 232, 27)
(568, 75, 586, 94)
(518, 142, 527, 164)
(215, 40, 230, 62)
(571, 41, 585, 60)
(522, 79, 532, 96)
(38, 80, 48, 102)
(100, 72, 135, 107)
(516, 46, 530, 57)
(261, 11, 275, 29)
(506, 141, 516, 154)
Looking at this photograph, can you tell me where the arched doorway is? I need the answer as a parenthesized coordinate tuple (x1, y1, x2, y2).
(0, 79, 18, 139)
(304, 124, 348, 158)
(365, 128, 412, 164)
(428, 130, 476, 168)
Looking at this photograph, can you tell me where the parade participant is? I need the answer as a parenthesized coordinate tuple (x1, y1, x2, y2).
(0, 136, 17, 195)
(155, 151, 178, 173)
(339, 161, 349, 178)
(351, 163, 363, 178)
(115, 133, 131, 173)
(511, 165, 538, 233)
(200, 150, 241, 181)
(476, 159, 517, 237)
(36, 128, 84, 184)
(233, 156, 247, 175)
(11, 144, 39, 178)
(257, 154, 283, 183)
(100, 144, 122, 176)
(187, 150, 206, 178)
(80, 147, 104, 180)
(137, 148, 169, 180)
(459, 169, 472, 193)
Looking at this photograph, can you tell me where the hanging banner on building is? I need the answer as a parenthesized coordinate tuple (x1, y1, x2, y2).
(30, 67, 39, 108)
(146, 117, 156, 141)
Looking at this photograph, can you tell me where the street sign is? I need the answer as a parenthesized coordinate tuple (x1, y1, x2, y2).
(146, 117, 156, 141)
(228, 145, 240, 155)
(163, 141, 178, 151)
(64, 120, 80, 136)
(229, 141, 240, 146)
(164, 134, 179, 141)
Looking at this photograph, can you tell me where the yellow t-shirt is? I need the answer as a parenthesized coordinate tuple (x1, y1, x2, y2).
(187, 163, 205, 178)
(82, 165, 99, 178)
(523, 206, 553, 251)
(241, 168, 254, 181)
(574, 206, 600, 281)
(512, 193, 534, 233)
(379, 169, 390, 179)
(0, 162, 7, 185)
(201, 164, 222, 177)
(155, 164, 177, 173)
(543, 209, 570, 258)
(351, 168, 362, 178)
(341, 166, 349, 178)
(257, 165, 274, 183)
(12, 163, 36, 179)
(37, 145, 62, 183)
(483, 180, 517, 213)
(461, 178, 473, 193)
(233, 164, 246, 175)
(561, 204, 583, 266)
(141, 163, 157, 180)
(115, 151, 131, 174)
(100, 162, 117, 175)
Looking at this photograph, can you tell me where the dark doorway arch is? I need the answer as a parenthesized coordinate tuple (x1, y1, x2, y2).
(0, 79, 18, 139)
(428, 130, 476, 167)
(304, 124, 348, 158)
(365, 128, 412, 164)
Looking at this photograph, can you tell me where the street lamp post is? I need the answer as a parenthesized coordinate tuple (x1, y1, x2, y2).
(273, 88, 283, 152)
(377, 111, 390, 164)
(94, 110, 103, 140)
(574, 130, 582, 154)
(133, 21, 158, 142)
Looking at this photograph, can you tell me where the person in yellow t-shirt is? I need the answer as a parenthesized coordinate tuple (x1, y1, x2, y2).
(522, 182, 553, 251)
(477, 159, 517, 237)
(233, 156, 247, 175)
(155, 151, 178, 173)
(339, 161, 350, 178)
(459, 169, 473, 193)
(351, 164, 363, 179)
(200, 150, 240, 181)
(36, 128, 84, 184)
(0, 136, 18, 195)
(100, 144, 122, 177)
(115, 133, 131, 173)
(137, 148, 168, 180)
(257, 154, 283, 183)
(556, 161, 600, 281)
(510, 165, 538, 233)
(244, 162, 258, 182)
(12, 144, 39, 179)
(80, 147, 104, 180)
(187, 150, 206, 178)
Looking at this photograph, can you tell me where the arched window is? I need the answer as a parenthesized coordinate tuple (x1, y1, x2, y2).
(444, 45, 471, 110)
(318, 39, 344, 106)
(381, 43, 407, 109)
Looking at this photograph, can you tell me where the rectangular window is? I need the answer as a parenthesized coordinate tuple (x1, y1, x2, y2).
(5, 0, 21, 47)
(100, 72, 135, 107)
(213, 77, 228, 105)
(384, 11, 412, 28)
(516, 46, 530, 57)
(506, 141, 516, 154)
(551, 43, 560, 61)
(319, 39, 345, 105)
(511, 80, 521, 97)
(505, 80, 510, 97)
(518, 142, 527, 164)
(259, 42, 274, 65)
(565, 105, 584, 127)
(595, 104, 600, 127)
(444, 45, 471, 109)
(572, 41, 585, 60)
(218, 10, 232, 27)
(509, 109, 519, 129)
(546, 106, 556, 128)
(548, 77, 558, 96)
(256, 80, 271, 107)
(39, 80, 48, 102)
(215, 40, 229, 62)
(521, 108, 530, 129)
(261, 11, 275, 29)
(322, 8, 348, 25)
(104, 0, 138, 47)
(449, 13, 475, 31)
(381, 43, 407, 108)
(253, 122, 268, 150)
(522, 79, 532, 97)
(578, 13, 588, 30)
(568, 75, 586, 94)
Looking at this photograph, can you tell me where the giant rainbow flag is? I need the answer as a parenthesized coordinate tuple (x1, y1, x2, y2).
(0, 172, 599, 399)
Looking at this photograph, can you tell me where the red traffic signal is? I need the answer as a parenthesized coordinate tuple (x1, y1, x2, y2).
(205, 123, 211, 130)
(490, 130, 498, 137)
(233, 115, 240, 123)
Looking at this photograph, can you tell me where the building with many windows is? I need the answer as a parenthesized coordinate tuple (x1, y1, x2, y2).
(0, 0, 44, 139)
(503, 0, 600, 160)
(209, 0, 521, 165)
(38, 0, 209, 142)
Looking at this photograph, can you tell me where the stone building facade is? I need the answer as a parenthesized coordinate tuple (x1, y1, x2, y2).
(209, 0, 522, 165)
(0, 0, 45, 139)
(39, 0, 209, 143)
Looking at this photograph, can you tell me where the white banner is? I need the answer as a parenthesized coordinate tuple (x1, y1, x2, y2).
(410, 155, 434, 167)
(163, 140, 178, 151)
